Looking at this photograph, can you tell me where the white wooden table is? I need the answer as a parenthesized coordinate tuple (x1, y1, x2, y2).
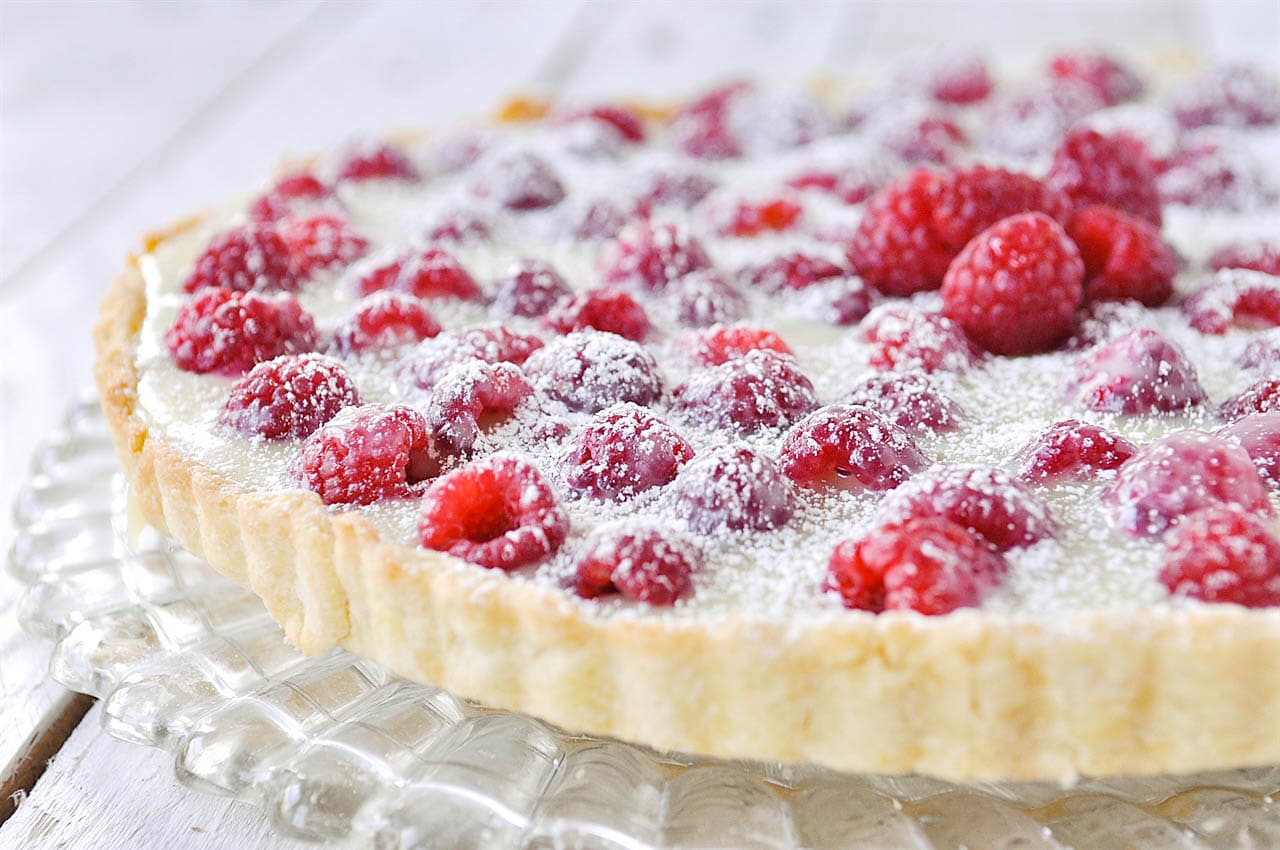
(1, 1, 1274, 846)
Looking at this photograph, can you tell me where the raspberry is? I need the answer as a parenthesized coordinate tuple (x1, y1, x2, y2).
(474, 152, 565, 211)
(1218, 412, 1280, 485)
(423, 132, 487, 175)
(843, 372, 963, 433)
(564, 104, 647, 143)
(1067, 205, 1176, 306)
(1208, 241, 1280, 276)
(279, 213, 370, 278)
(881, 114, 968, 166)
(564, 403, 694, 500)
(1160, 505, 1280, 608)
(598, 221, 712, 292)
(418, 453, 568, 570)
(668, 446, 796, 534)
(1102, 430, 1272, 537)
(665, 269, 747, 327)
(401, 325, 543, 389)
(294, 404, 436, 506)
(706, 197, 803, 237)
(921, 57, 993, 105)
(634, 168, 718, 213)
(738, 252, 846, 293)
(558, 118, 625, 161)
(165, 288, 317, 376)
(544, 286, 651, 341)
(1017, 419, 1136, 482)
(1047, 53, 1144, 106)
(793, 276, 876, 326)
(524, 331, 662, 414)
(573, 522, 699, 605)
(1046, 128, 1163, 226)
(828, 518, 1007, 615)
(982, 79, 1105, 156)
(335, 142, 419, 182)
(249, 171, 332, 223)
(941, 212, 1084, 356)
(880, 466, 1057, 551)
(858, 304, 983, 374)
(219, 354, 359, 440)
(1171, 65, 1280, 129)
(424, 208, 492, 244)
(330, 293, 441, 355)
(1220, 379, 1280, 421)
(683, 324, 792, 366)
(935, 167, 1072, 250)
(670, 82, 749, 159)
(567, 197, 630, 241)
(671, 83, 829, 159)
(779, 405, 926, 492)
(355, 248, 483, 301)
(425, 361, 533, 457)
(491, 259, 571, 318)
(786, 163, 885, 205)
(1157, 139, 1279, 210)
(1241, 330, 1280, 371)
(673, 349, 817, 433)
(1062, 299, 1147, 351)
(182, 225, 299, 293)
(1183, 269, 1280, 334)
(1064, 328, 1206, 414)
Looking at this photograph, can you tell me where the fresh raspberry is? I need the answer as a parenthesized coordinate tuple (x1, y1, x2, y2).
(474, 152, 565, 211)
(1067, 205, 1176, 306)
(634, 168, 718, 214)
(792, 276, 876, 326)
(165, 288, 317, 376)
(558, 118, 626, 161)
(400, 325, 543, 389)
(182, 225, 299, 293)
(423, 208, 492, 244)
(1047, 53, 1144, 106)
(249, 171, 332, 223)
(786, 163, 886, 205)
(706, 196, 803, 237)
(425, 361, 533, 457)
(423, 132, 487, 176)
(218, 354, 359, 440)
(1102, 430, 1272, 537)
(941, 212, 1084, 356)
(567, 197, 630, 241)
(920, 57, 993, 105)
(981, 79, 1105, 156)
(668, 446, 796, 534)
(857, 304, 983, 374)
(843, 372, 963, 433)
(573, 522, 700, 605)
(544, 286, 651, 341)
(673, 349, 817, 433)
(1220, 379, 1280, 421)
(355, 248, 483, 301)
(1017, 419, 1136, 483)
(933, 168, 1074, 251)
(779, 405, 926, 492)
(294, 404, 436, 506)
(665, 269, 747, 327)
(418, 453, 568, 570)
(683, 325, 792, 366)
(598, 221, 712, 292)
(1160, 505, 1280, 608)
(564, 104, 647, 143)
(881, 114, 968, 166)
(1218, 411, 1280, 485)
(1241, 330, 1280, 371)
(1208, 241, 1280, 276)
(828, 518, 1007, 615)
(330, 293, 441, 355)
(738, 252, 846, 293)
(669, 82, 750, 159)
(880, 466, 1057, 551)
(1182, 269, 1280, 334)
(672, 83, 829, 159)
(1061, 299, 1147, 351)
(279, 213, 370, 277)
(335, 142, 419, 182)
(491, 259, 571, 318)
(523, 331, 662, 414)
(1171, 65, 1280, 129)
(564, 403, 695, 500)
(1064, 328, 1206, 414)
(1046, 128, 1163, 226)
(1157, 139, 1279, 210)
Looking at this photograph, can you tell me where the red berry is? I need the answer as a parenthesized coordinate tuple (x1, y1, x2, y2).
(1064, 328, 1206, 414)
(665, 269, 747, 327)
(426, 361, 533, 457)
(1048, 53, 1144, 106)
(738, 251, 846, 292)
(669, 446, 796, 534)
(843, 372, 963, 433)
(1047, 128, 1162, 226)
(1218, 411, 1280, 486)
(567, 197, 630, 241)
(1208, 241, 1280, 276)
(1017, 419, 1136, 482)
(1241, 330, 1280, 371)
(492, 259, 571, 318)
(922, 57, 993, 105)
(330, 293, 441, 355)
(294, 404, 436, 506)
(1183, 269, 1280, 334)
(423, 132, 487, 176)
(779, 405, 926, 492)
(401, 325, 543, 389)
(941, 212, 1084, 355)
(249, 171, 333, 223)
(794, 276, 876, 326)
(565, 105, 647, 143)
(858, 304, 983, 374)
(684, 324, 792, 366)
(1220, 379, 1280, 422)
(336, 142, 419, 182)
(544, 286, 651, 341)
(219, 354, 359, 440)
(1157, 140, 1279, 210)
(1062, 299, 1146, 351)
(523, 331, 662, 414)
(564, 403, 694, 500)
(828, 518, 1007, 615)
(1160, 505, 1280, 608)
(673, 349, 817, 433)
(279, 213, 370, 277)
(418, 454, 568, 570)
(424, 208, 492, 244)
(706, 196, 803, 237)
(1068, 205, 1176, 306)
(165, 288, 317, 376)
(982, 79, 1105, 156)
(356, 248, 483, 301)
(474, 152, 565, 210)
(881, 114, 968, 166)
(670, 82, 750, 159)
(573, 522, 699, 605)
(786, 164, 886, 205)
(598, 221, 712, 292)
(182, 225, 299, 293)
(1171, 65, 1280, 129)
(634, 168, 718, 213)
(881, 466, 1057, 551)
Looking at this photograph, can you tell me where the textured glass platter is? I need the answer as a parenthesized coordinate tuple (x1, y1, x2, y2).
(9, 397, 1280, 850)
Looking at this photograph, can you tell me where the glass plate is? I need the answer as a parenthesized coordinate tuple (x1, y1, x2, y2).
(10, 397, 1280, 850)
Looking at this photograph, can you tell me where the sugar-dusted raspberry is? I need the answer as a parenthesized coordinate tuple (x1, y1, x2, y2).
(786, 163, 886, 205)
(182, 225, 299, 293)
(1218, 412, 1280, 486)
(491, 259, 571, 318)
(598, 221, 712, 292)
(981, 78, 1105, 156)
(165, 288, 317, 376)
(473, 151, 565, 211)
(424, 208, 492, 244)
(1047, 128, 1163, 226)
(705, 196, 803, 237)
(524, 331, 662, 414)
(793, 276, 876, 326)
(425, 361, 533, 457)
(843, 372, 963, 433)
(738, 251, 846, 293)
(1017, 419, 1136, 483)
(418, 453, 568, 570)
(1182, 269, 1280, 335)
(669, 82, 750, 159)
(779, 405, 926, 492)
(219, 354, 359, 440)
(567, 197, 630, 241)
(828, 518, 1007, 615)
(634, 168, 719, 214)
(355, 247, 483, 301)
(279, 213, 370, 278)
(294, 404, 436, 506)
(858, 303, 983, 374)
(557, 118, 626, 161)
(1160, 504, 1280, 608)
(565, 403, 694, 500)
(401, 325, 543, 389)
(1068, 205, 1176, 306)
(941, 212, 1084, 356)
(1047, 53, 1144, 106)
(1062, 299, 1147, 351)
(564, 104, 647, 143)
(881, 114, 968, 166)
(423, 132, 488, 176)
(1157, 139, 1279, 211)
(920, 56, 993, 105)
(331, 293, 441, 356)
(880, 466, 1057, 551)
(573, 522, 700, 605)
(673, 349, 817, 433)
(668, 445, 796, 534)
(544, 286, 651, 341)
(335, 142, 420, 183)
(666, 269, 747, 328)
(249, 171, 333, 223)
(1171, 65, 1280, 129)
(1102, 430, 1272, 537)
(672, 82, 830, 159)
(1064, 328, 1206, 414)
(1220, 379, 1280, 422)
(1241, 330, 1280, 371)
(1208, 241, 1280, 276)
(683, 324, 792, 366)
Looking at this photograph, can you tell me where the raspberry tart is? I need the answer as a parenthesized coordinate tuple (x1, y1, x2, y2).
(96, 59, 1280, 782)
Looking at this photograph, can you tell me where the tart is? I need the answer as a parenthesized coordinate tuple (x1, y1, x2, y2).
(94, 56, 1280, 782)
